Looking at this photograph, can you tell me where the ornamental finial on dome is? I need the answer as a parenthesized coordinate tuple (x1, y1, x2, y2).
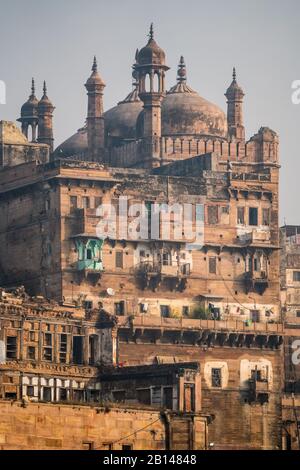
(232, 66, 236, 81)
(177, 56, 187, 83)
(31, 78, 36, 98)
(43, 80, 47, 97)
(92, 56, 98, 72)
(149, 23, 154, 41)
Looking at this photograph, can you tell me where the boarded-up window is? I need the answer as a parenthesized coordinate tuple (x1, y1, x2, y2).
(116, 251, 123, 268)
(207, 206, 218, 224)
(184, 384, 195, 412)
(209, 257, 217, 274)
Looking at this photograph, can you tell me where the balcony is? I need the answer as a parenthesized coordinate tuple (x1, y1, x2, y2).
(244, 271, 269, 294)
(137, 262, 190, 291)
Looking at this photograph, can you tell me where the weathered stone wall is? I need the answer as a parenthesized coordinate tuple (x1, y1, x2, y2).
(0, 400, 208, 450)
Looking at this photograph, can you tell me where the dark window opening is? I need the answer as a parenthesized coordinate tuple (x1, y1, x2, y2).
(163, 387, 173, 409)
(209, 257, 217, 274)
(59, 388, 67, 401)
(73, 389, 85, 402)
(73, 336, 84, 365)
(249, 207, 258, 226)
(250, 310, 260, 322)
(5, 392, 17, 400)
(137, 388, 151, 405)
(6, 336, 17, 359)
(43, 387, 51, 401)
(70, 196, 77, 211)
(182, 306, 189, 317)
(86, 249, 92, 260)
(89, 335, 98, 365)
(26, 386, 34, 397)
(116, 251, 123, 268)
(112, 390, 126, 403)
(211, 368, 222, 388)
(293, 271, 300, 282)
(84, 300, 93, 310)
(27, 346, 36, 360)
(59, 333, 67, 363)
(160, 305, 170, 318)
(115, 301, 125, 316)
(122, 444, 133, 450)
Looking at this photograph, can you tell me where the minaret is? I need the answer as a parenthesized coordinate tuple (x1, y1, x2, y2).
(37, 81, 55, 152)
(134, 24, 169, 167)
(85, 56, 106, 162)
(225, 67, 245, 141)
(17, 78, 39, 141)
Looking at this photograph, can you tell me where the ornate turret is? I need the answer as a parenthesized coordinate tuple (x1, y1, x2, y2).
(18, 79, 39, 141)
(225, 67, 245, 141)
(134, 24, 169, 167)
(85, 56, 106, 162)
(37, 81, 55, 152)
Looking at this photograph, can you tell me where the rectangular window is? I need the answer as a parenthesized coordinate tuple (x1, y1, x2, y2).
(84, 300, 93, 310)
(6, 336, 17, 359)
(182, 306, 189, 317)
(122, 445, 133, 451)
(293, 271, 300, 282)
(114, 301, 125, 316)
(43, 387, 52, 402)
(59, 388, 67, 401)
(70, 196, 77, 210)
(112, 390, 126, 403)
(137, 388, 151, 405)
(209, 257, 217, 274)
(296, 311, 300, 318)
(59, 334, 67, 363)
(82, 197, 90, 209)
(73, 389, 85, 402)
(211, 368, 222, 387)
(163, 387, 173, 409)
(160, 305, 170, 318)
(262, 208, 270, 226)
(73, 336, 84, 364)
(94, 197, 102, 209)
(115, 251, 123, 268)
(26, 385, 34, 397)
(237, 207, 245, 225)
(27, 346, 36, 360)
(249, 207, 258, 226)
(207, 206, 218, 225)
(89, 335, 98, 365)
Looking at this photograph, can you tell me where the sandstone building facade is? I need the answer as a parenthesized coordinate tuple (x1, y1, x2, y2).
(0, 26, 291, 450)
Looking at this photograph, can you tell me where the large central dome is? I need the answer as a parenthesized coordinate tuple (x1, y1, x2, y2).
(54, 56, 228, 158)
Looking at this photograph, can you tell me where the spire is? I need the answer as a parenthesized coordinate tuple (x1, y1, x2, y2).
(149, 23, 154, 41)
(167, 56, 196, 95)
(232, 66, 236, 81)
(177, 56, 187, 83)
(92, 55, 97, 72)
(43, 80, 47, 97)
(31, 78, 36, 98)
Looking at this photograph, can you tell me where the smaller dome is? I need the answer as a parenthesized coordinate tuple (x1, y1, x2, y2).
(20, 78, 38, 118)
(137, 24, 166, 66)
(38, 81, 54, 111)
(225, 67, 244, 100)
(85, 56, 105, 88)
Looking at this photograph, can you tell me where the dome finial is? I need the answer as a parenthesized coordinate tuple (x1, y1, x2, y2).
(232, 66, 236, 81)
(31, 78, 35, 97)
(177, 55, 187, 83)
(92, 56, 98, 72)
(43, 80, 47, 96)
(149, 23, 154, 40)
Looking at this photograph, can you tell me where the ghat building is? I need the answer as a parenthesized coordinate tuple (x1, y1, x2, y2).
(0, 26, 288, 449)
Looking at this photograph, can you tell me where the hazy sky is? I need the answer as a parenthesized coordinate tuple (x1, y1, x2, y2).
(0, 0, 300, 224)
